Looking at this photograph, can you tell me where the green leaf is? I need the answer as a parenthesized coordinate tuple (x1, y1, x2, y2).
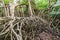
(4, 0, 9, 4)
(48, 8, 60, 17)
(35, 0, 48, 9)
(4, 0, 14, 4)
(53, 0, 60, 7)
(18, 0, 28, 5)
(48, 0, 60, 17)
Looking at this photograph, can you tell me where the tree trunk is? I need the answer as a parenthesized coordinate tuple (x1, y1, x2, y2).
(9, 0, 19, 18)
(28, 0, 33, 16)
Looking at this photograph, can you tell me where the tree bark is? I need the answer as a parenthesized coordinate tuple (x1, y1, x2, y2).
(28, 0, 33, 16)
(9, 0, 19, 18)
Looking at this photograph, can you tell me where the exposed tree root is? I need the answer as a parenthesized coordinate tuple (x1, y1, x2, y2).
(0, 16, 60, 40)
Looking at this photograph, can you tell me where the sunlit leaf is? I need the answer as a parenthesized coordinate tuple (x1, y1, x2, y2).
(34, 0, 48, 9)
(4, 0, 9, 4)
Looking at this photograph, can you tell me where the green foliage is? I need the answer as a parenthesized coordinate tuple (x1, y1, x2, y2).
(4, 0, 9, 4)
(18, 0, 28, 5)
(4, 0, 14, 4)
(48, 0, 60, 17)
(34, 0, 49, 9)
(48, 9, 60, 17)
(53, 0, 60, 7)
(50, 0, 57, 5)
(18, 0, 49, 9)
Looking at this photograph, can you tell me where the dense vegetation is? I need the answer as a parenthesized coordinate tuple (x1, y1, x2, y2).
(0, 0, 60, 40)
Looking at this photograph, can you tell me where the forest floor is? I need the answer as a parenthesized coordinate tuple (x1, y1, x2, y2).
(0, 16, 60, 40)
